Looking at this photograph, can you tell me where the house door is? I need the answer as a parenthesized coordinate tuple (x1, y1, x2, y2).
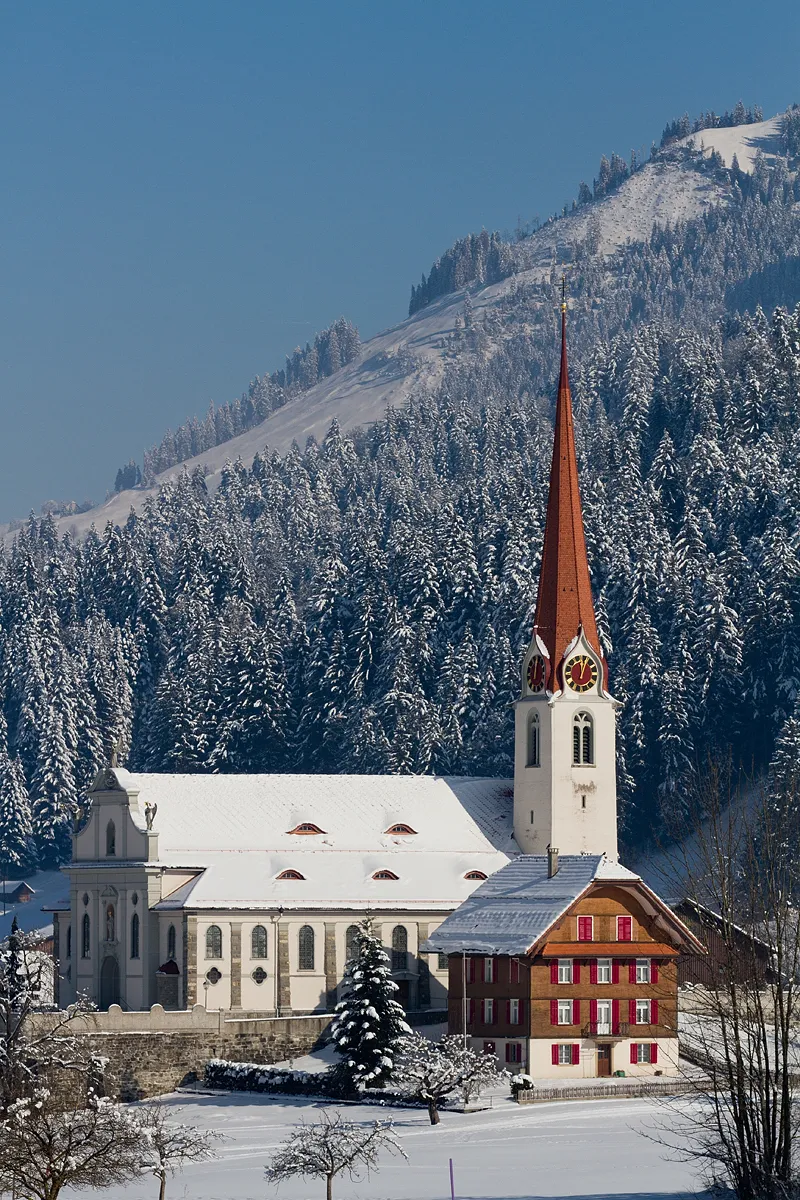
(100, 956, 120, 1010)
(597, 1045, 611, 1077)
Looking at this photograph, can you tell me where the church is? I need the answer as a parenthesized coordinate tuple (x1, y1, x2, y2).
(51, 301, 698, 1077)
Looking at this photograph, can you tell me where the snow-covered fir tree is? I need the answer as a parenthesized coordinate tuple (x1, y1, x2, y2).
(329, 919, 411, 1087)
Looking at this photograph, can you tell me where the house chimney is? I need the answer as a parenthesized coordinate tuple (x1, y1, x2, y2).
(547, 845, 559, 878)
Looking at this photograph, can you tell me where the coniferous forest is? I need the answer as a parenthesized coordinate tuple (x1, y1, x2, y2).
(2, 118, 800, 870)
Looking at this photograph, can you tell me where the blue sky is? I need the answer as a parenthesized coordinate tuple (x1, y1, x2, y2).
(1, 0, 798, 521)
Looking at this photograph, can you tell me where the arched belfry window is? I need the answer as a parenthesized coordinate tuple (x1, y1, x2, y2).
(527, 711, 540, 767)
(298, 925, 315, 971)
(130, 912, 140, 959)
(573, 711, 594, 765)
(106, 820, 116, 857)
(206, 925, 222, 960)
(251, 925, 268, 959)
(81, 913, 90, 958)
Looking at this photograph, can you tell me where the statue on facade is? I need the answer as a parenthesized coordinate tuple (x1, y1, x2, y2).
(144, 801, 158, 831)
(105, 904, 115, 942)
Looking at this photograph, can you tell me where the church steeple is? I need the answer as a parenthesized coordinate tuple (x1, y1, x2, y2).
(513, 291, 618, 861)
(532, 300, 604, 692)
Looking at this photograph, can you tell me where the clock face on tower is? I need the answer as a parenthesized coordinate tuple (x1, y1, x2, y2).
(526, 655, 545, 693)
(565, 654, 598, 693)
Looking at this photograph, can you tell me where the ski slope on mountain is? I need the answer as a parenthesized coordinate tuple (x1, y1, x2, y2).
(53, 112, 788, 541)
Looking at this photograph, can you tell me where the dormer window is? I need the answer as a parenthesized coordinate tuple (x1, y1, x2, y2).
(287, 823, 326, 835)
(464, 870, 488, 881)
(276, 869, 305, 881)
(372, 870, 399, 881)
(106, 820, 116, 857)
(385, 824, 417, 835)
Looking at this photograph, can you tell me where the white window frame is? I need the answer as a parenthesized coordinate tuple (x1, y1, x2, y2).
(617, 915, 633, 941)
(596, 957, 611, 984)
(635, 958, 651, 984)
(596, 999, 612, 1036)
(577, 915, 594, 942)
(557, 1043, 573, 1065)
(509, 998, 520, 1025)
(557, 999, 573, 1025)
(636, 1043, 653, 1064)
(557, 958, 573, 984)
(484, 957, 494, 983)
(483, 998, 495, 1024)
(636, 998, 651, 1025)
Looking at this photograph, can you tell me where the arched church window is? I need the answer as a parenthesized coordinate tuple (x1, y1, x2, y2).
(298, 925, 315, 971)
(527, 711, 540, 767)
(66, 924, 72, 959)
(167, 924, 176, 961)
(106, 820, 116, 856)
(251, 925, 268, 959)
(206, 925, 222, 960)
(573, 712, 594, 765)
(130, 912, 140, 960)
(345, 924, 359, 962)
(391, 925, 408, 972)
(81, 914, 90, 958)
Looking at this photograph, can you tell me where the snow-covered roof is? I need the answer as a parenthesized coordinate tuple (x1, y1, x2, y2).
(100, 771, 517, 910)
(423, 855, 606, 955)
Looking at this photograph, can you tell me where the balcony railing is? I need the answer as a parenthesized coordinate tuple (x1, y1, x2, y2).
(583, 1021, 629, 1039)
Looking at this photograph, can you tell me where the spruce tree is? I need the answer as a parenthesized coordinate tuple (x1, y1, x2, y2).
(330, 919, 411, 1088)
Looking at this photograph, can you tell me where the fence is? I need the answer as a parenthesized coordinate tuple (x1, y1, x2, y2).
(516, 1079, 697, 1104)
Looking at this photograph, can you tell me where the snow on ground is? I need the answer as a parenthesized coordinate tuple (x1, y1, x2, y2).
(71, 1091, 706, 1200)
(683, 114, 784, 170)
(0, 868, 65, 942)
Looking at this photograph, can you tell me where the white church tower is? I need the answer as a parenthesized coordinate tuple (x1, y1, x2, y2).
(514, 298, 619, 861)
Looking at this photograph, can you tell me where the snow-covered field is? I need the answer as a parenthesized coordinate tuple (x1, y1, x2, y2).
(71, 1091, 706, 1200)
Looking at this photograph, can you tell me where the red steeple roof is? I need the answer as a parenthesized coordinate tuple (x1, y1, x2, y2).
(533, 304, 603, 690)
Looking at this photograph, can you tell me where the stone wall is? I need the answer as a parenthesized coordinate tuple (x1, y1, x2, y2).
(28, 1004, 333, 1101)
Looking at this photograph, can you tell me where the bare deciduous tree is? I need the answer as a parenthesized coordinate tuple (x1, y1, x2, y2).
(265, 1110, 405, 1200)
(136, 1102, 220, 1200)
(393, 1033, 504, 1124)
(0, 1087, 148, 1200)
(660, 765, 800, 1199)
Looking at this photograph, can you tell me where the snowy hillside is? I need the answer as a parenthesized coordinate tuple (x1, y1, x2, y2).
(52, 111, 791, 541)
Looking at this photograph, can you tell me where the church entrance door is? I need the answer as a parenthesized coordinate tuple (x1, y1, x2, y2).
(396, 980, 410, 1008)
(100, 956, 120, 1010)
(597, 1045, 611, 1077)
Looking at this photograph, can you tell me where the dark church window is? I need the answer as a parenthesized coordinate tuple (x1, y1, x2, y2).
(573, 712, 594, 765)
(167, 924, 176, 961)
(206, 925, 222, 960)
(392, 925, 408, 972)
(82, 914, 90, 958)
(251, 925, 268, 959)
(106, 821, 116, 856)
(298, 925, 315, 971)
(130, 912, 140, 959)
(527, 711, 540, 767)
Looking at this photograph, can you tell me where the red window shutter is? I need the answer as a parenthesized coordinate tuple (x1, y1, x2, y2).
(618, 917, 632, 941)
(469, 998, 475, 1025)
(551, 1044, 559, 1066)
(572, 999, 580, 1025)
(629, 999, 637, 1025)
(630, 1043, 638, 1065)
(651, 1000, 659, 1025)
(480, 958, 486, 982)
(550, 960, 558, 985)
(651, 1043, 658, 1065)
(629, 960, 637, 984)
(467, 958, 475, 984)
(589, 998, 598, 1024)
(612, 998, 620, 1033)
(505, 1000, 511, 1025)
(589, 958, 598, 985)
(612, 959, 620, 984)
(505, 1043, 512, 1063)
(578, 916, 592, 941)
(651, 960, 659, 985)
(573, 961, 581, 985)
(571, 1043, 580, 1065)
(550, 999, 558, 1025)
